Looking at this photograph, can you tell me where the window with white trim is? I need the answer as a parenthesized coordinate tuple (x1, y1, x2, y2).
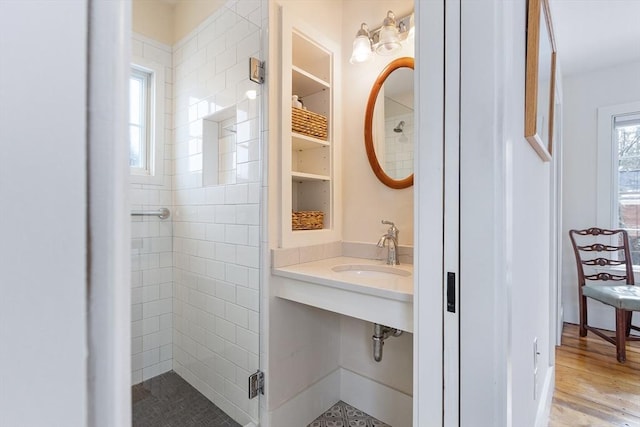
(129, 59, 165, 185)
(615, 112, 640, 263)
(597, 102, 640, 264)
(129, 68, 150, 172)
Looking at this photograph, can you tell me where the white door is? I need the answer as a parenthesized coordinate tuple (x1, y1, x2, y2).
(444, 0, 462, 425)
(414, 0, 461, 425)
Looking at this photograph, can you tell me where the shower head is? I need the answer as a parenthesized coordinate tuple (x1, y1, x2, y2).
(393, 121, 405, 133)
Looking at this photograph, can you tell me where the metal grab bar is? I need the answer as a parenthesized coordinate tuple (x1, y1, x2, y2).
(131, 207, 170, 220)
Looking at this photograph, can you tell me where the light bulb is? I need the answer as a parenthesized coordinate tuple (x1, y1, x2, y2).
(350, 23, 372, 64)
(376, 27, 401, 55)
(350, 35, 373, 63)
(376, 11, 401, 55)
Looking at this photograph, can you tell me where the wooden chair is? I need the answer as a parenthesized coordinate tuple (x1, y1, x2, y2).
(569, 227, 640, 362)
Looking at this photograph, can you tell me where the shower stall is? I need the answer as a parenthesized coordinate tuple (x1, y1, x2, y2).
(129, 2, 265, 425)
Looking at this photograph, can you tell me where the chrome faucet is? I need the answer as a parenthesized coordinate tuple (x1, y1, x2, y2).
(377, 220, 399, 265)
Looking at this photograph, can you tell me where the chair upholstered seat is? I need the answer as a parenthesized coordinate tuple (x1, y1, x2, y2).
(582, 285, 640, 311)
(569, 227, 640, 362)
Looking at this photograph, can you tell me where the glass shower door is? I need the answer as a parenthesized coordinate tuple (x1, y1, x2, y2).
(130, 3, 264, 426)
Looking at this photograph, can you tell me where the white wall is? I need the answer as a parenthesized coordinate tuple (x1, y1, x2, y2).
(460, 1, 553, 425)
(265, 0, 414, 247)
(0, 1, 88, 425)
(340, 0, 414, 402)
(341, 0, 414, 245)
(266, 1, 344, 420)
(267, 298, 342, 411)
(562, 60, 640, 331)
(339, 317, 412, 396)
(171, 3, 263, 425)
(130, 33, 175, 385)
(265, 1, 414, 425)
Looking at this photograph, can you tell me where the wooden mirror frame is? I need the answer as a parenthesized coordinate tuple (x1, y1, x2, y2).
(364, 57, 415, 189)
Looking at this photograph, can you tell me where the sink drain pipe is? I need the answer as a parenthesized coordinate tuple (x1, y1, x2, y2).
(372, 323, 403, 362)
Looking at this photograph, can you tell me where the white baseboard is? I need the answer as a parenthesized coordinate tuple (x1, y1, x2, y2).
(340, 368, 413, 427)
(269, 369, 341, 427)
(557, 306, 564, 345)
(267, 368, 412, 427)
(534, 366, 555, 427)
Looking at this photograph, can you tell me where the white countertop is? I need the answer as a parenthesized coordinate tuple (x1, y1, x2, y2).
(272, 257, 414, 332)
(273, 256, 413, 301)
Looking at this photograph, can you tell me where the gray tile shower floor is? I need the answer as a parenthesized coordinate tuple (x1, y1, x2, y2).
(133, 372, 390, 427)
(308, 401, 391, 427)
(132, 371, 241, 427)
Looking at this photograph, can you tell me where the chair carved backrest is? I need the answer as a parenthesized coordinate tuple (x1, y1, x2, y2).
(569, 227, 635, 287)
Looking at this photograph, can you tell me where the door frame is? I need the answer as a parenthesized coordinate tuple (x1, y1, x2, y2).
(87, 1, 132, 426)
(413, 0, 450, 425)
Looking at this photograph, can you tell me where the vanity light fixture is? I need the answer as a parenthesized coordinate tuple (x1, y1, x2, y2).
(349, 10, 413, 64)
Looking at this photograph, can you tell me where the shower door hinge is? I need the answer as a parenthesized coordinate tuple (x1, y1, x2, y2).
(249, 57, 265, 84)
(248, 370, 264, 399)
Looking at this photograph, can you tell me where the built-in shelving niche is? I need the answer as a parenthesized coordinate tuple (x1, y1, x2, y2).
(280, 6, 341, 247)
(202, 105, 237, 186)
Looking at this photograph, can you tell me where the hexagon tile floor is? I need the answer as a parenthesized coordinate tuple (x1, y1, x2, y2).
(132, 371, 240, 427)
(308, 401, 391, 427)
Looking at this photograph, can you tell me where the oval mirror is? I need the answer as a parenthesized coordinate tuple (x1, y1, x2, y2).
(364, 57, 414, 189)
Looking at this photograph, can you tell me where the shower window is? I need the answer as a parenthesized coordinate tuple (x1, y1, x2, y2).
(129, 59, 165, 184)
(130, 67, 150, 172)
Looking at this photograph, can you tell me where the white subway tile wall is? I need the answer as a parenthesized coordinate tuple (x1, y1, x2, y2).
(171, 3, 262, 425)
(131, 33, 174, 385)
(130, 2, 263, 424)
(219, 117, 238, 184)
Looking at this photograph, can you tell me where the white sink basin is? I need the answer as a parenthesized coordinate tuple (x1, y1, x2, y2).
(272, 256, 414, 332)
(331, 264, 412, 278)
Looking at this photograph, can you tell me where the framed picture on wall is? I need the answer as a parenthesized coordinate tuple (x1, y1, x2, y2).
(525, 0, 557, 162)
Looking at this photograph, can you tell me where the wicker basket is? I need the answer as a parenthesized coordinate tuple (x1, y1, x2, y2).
(292, 210, 324, 230)
(291, 107, 328, 140)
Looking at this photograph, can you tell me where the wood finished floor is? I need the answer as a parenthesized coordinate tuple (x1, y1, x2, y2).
(549, 323, 640, 427)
